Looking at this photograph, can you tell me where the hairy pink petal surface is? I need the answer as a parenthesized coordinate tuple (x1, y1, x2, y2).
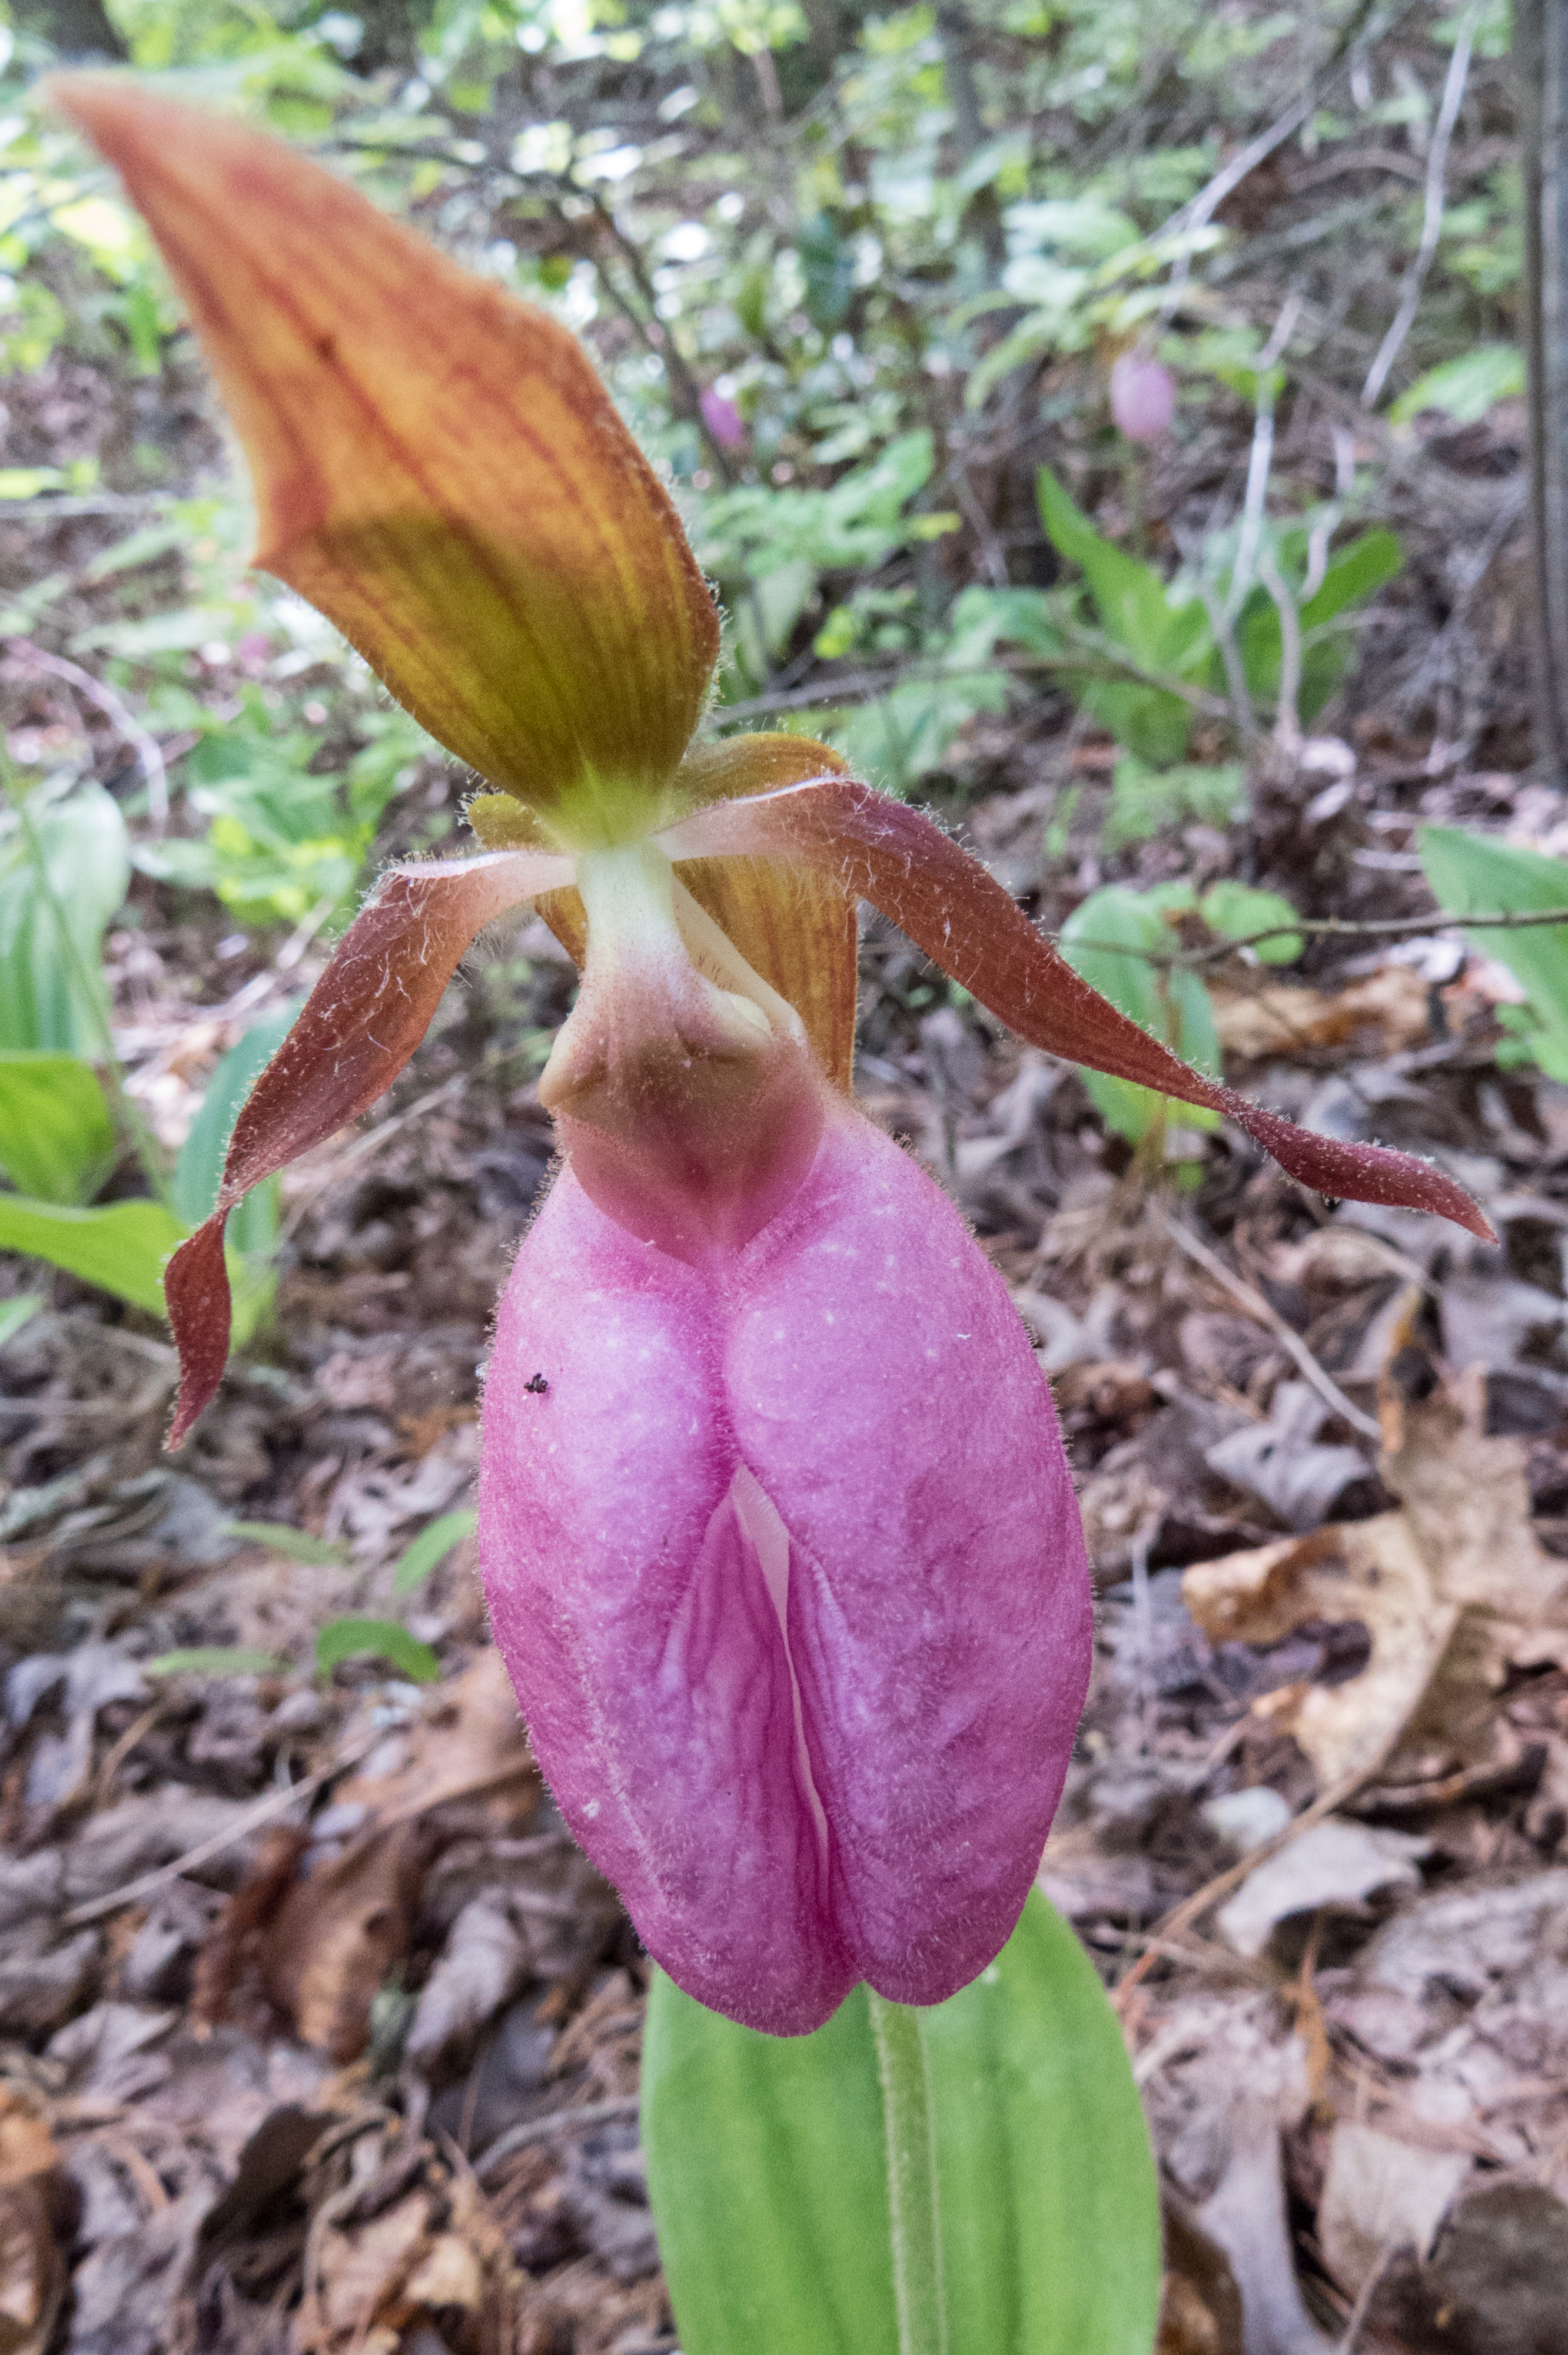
(480, 1109, 1092, 2035)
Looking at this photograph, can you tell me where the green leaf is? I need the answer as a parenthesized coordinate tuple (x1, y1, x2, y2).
(644, 1890, 1162, 2355)
(1035, 470, 1210, 761)
(1060, 884, 1221, 1143)
(0, 784, 130, 1055)
(0, 1053, 117, 1203)
(223, 1519, 349, 1567)
(1103, 755, 1244, 853)
(1231, 528, 1403, 717)
(315, 1616, 442, 1683)
(0, 1195, 184, 1316)
(1037, 469, 1207, 673)
(1297, 529, 1404, 635)
(1199, 881, 1304, 964)
(1389, 345, 1523, 426)
(174, 1002, 300, 1226)
(147, 1646, 291, 1677)
(1419, 825, 1568, 1074)
(391, 1508, 477, 1596)
(0, 1294, 43, 1349)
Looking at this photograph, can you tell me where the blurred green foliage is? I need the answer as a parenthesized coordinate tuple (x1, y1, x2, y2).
(0, 0, 1520, 832)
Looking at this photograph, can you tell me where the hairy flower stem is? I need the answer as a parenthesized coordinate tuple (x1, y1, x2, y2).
(869, 1992, 948, 2355)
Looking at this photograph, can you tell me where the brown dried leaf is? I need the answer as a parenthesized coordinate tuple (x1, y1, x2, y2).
(1210, 966, 1433, 1060)
(0, 2182, 66, 2355)
(296, 2188, 431, 2353)
(249, 1652, 536, 2060)
(0, 2098, 67, 2355)
(1184, 1382, 1568, 1789)
(263, 1826, 425, 2061)
(0, 2098, 55, 2193)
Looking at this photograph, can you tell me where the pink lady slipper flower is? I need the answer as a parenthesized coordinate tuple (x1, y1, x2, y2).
(1109, 350, 1177, 444)
(54, 82, 1491, 2036)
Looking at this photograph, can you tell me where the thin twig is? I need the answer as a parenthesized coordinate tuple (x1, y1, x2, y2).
(1361, 4, 1480, 406)
(1155, 0, 1407, 316)
(1156, 1208, 1383, 1440)
(1115, 1761, 1377, 2014)
(1259, 546, 1304, 748)
(1225, 291, 1301, 623)
(5, 638, 168, 826)
(0, 495, 165, 517)
(1059, 900, 1568, 968)
(61, 1733, 382, 1928)
(711, 633, 1232, 728)
(1338, 2234, 1406, 2352)
(474, 2096, 642, 2181)
(1303, 424, 1359, 603)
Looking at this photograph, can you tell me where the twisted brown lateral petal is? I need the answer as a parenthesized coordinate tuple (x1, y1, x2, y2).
(49, 79, 718, 822)
(164, 852, 564, 1445)
(659, 780, 1495, 1240)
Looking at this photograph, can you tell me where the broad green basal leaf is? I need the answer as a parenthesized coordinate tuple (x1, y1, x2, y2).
(0, 1052, 117, 1204)
(643, 1890, 1162, 2355)
(0, 1195, 184, 1317)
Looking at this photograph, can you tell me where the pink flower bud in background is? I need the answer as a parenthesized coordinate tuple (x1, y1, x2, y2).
(1109, 351, 1176, 443)
(700, 385, 746, 450)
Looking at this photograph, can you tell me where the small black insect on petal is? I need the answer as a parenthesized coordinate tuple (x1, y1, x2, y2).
(524, 1371, 550, 1395)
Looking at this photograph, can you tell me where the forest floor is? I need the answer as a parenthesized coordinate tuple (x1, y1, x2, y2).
(5, 261, 1568, 2355)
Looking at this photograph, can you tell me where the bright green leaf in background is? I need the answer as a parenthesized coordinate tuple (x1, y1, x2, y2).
(0, 783, 130, 1054)
(644, 1890, 1161, 2355)
(1060, 884, 1222, 1145)
(316, 1616, 443, 1683)
(1420, 825, 1568, 1080)
(392, 1508, 478, 1596)
(1037, 467, 1208, 765)
(1103, 755, 1245, 853)
(0, 1053, 117, 1203)
(0, 1195, 183, 1316)
(148, 1646, 291, 1677)
(1389, 344, 1524, 426)
(1199, 880, 1304, 964)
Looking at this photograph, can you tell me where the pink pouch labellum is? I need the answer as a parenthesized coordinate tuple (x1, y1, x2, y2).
(480, 1109, 1092, 2035)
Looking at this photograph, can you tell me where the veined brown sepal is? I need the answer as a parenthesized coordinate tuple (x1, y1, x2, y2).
(659, 780, 1495, 1240)
(49, 78, 719, 834)
(164, 850, 566, 1445)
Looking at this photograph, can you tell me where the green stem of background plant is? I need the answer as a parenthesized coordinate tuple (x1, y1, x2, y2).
(868, 1992, 948, 2355)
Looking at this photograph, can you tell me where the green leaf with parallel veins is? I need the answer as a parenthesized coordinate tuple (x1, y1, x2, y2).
(0, 1053, 117, 1203)
(0, 1195, 184, 1315)
(643, 1890, 1162, 2355)
(0, 783, 129, 1055)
